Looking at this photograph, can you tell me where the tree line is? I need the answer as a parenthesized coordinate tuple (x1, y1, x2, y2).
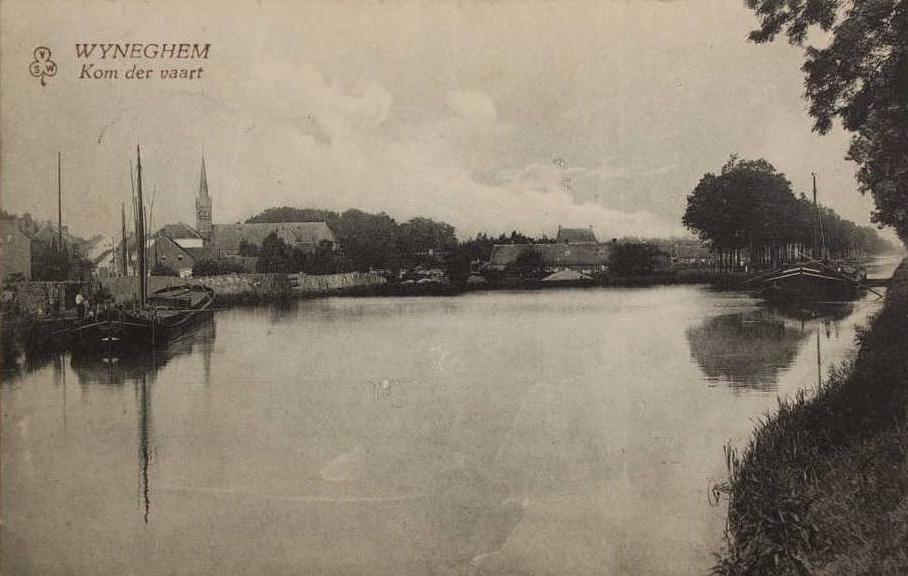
(191, 206, 566, 280)
(683, 156, 894, 269)
(745, 0, 907, 243)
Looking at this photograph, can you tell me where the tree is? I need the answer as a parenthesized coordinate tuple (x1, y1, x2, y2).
(238, 239, 259, 257)
(192, 259, 245, 276)
(510, 247, 544, 279)
(746, 0, 908, 241)
(683, 157, 799, 250)
(398, 217, 457, 256)
(609, 242, 666, 276)
(256, 232, 295, 273)
(330, 209, 402, 272)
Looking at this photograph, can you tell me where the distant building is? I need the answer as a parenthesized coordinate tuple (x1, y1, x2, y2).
(149, 156, 339, 274)
(669, 239, 714, 268)
(211, 222, 336, 258)
(192, 156, 336, 258)
(1, 218, 32, 281)
(486, 242, 611, 275)
(484, 226, 611, 275)
(556, 226, 597, 244)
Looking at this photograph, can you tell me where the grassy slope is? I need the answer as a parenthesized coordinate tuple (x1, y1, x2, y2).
(715, 261, 908, 576)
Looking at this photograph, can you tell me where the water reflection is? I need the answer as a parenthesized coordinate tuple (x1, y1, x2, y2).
(68, 319, 215, 387)
(685, 302, 852, 391)
(1, 285, 888, 576)
(65, 318, 216, 525)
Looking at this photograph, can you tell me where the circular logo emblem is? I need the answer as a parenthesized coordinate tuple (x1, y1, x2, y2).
(29, 46, 57, 86)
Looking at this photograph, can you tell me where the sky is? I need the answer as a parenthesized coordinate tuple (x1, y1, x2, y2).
(0, 0, 890, 243)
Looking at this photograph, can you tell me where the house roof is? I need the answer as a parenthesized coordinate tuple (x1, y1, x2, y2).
(556, 227, 597, 243)
(159, 222, 204, 240)
(212, 222, 335, 251)
(671, 241, 712, 259)
(0, 218, 29, 242)
(542, 270, 592, 282)
(489, 243, 610, 268)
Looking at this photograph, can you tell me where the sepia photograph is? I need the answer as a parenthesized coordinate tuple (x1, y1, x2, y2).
(1, 1, 906, 574)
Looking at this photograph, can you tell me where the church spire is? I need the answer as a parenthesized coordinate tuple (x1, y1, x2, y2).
(195, 154, 212, 242)
(199, 155, 209, 198)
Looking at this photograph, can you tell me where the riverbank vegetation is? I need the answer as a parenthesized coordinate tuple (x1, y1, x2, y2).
(714, 261, 908, 575)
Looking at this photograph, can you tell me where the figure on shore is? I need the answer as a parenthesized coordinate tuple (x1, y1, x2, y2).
(75, 290, 85, 320)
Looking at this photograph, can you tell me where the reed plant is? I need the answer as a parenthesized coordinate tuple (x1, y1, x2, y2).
(713, 262, 908, 575)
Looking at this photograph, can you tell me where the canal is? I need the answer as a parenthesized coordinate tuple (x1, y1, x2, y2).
(0, 262, 897, 575)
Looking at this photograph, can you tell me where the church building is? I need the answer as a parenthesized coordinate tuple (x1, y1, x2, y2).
(151, 156, 338, 275)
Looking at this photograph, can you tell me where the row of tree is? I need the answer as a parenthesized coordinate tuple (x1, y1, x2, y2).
(246, 207, 457, 272)
(745, 0, 907, 243)
(683, 156, 894, 267)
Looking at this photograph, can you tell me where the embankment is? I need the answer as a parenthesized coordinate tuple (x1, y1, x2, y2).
(99, 271, 386, 305)
(715, 260, 908, 575)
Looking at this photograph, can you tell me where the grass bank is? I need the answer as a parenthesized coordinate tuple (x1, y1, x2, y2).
(714, 260, 908, 575)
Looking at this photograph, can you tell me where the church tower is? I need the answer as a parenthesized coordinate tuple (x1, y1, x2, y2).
(195, 155, 212, 243)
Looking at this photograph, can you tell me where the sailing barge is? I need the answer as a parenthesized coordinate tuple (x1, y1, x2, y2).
(71, 284, 214, 352)
(752, 174, 869, 302)
(755, 261, 866, 301)
(71, 146, 215, 353)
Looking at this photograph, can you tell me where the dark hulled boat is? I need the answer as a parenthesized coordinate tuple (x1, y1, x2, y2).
(71, 284, 214, 353)
(756, 262, 865, 302)
(71, 146, 215, 354)
(752, 174, 869, 302)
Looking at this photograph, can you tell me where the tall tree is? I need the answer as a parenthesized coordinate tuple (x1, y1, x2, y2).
(683, 157, 798, 250)
(746, 0, 908, 241)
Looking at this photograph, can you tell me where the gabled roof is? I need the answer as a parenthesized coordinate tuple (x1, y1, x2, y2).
(0, 218, 30, 241)
(489, 242, 610, 267)
(159, 222, 204, 240)
(212, 222, 335, 251)
(671, 241, 712, 259)
(556, 227, 597, 244)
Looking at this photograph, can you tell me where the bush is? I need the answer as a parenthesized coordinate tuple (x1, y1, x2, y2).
(192, 259, 245, 276)
(150, 262, 178, 276)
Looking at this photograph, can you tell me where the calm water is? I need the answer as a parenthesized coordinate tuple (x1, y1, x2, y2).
(1, 264, 896, 576)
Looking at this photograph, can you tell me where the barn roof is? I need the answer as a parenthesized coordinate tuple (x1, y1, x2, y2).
(488, 242, 610, 268)
(159, 222, 204, 240)
(212, 222, 335, 251)
(556, 227, 597, 244)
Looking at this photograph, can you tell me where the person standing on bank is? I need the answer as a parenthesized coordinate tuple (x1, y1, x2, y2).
(75, 290, 85, 320)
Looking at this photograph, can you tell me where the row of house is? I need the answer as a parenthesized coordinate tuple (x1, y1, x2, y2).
(481, 228, 717, 279)
(1, 214, 106, 282)
(90, 158, 338, 278)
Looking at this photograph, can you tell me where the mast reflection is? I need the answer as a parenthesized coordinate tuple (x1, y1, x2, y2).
(67, 318, 216, 524)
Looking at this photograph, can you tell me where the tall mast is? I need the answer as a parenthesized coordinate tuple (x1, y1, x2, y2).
(120, 203, 128, 275)
(812, 172, 819, 259)
(136, 146, 147, 306)
(57, 152, 62, 251)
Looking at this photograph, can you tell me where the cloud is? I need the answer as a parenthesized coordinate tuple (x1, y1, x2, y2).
(446, 90, 497, 124)
(211, 65, 679, 240)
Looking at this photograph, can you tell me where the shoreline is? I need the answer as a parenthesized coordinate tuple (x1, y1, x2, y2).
(714, 258, 908, 575)
(0, 271, 744, 362)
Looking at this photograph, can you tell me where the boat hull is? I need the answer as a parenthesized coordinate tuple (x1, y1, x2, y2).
(70, 285, 215, 354)
(758, 266, 862, 302)
(70, 309, 213, 353)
